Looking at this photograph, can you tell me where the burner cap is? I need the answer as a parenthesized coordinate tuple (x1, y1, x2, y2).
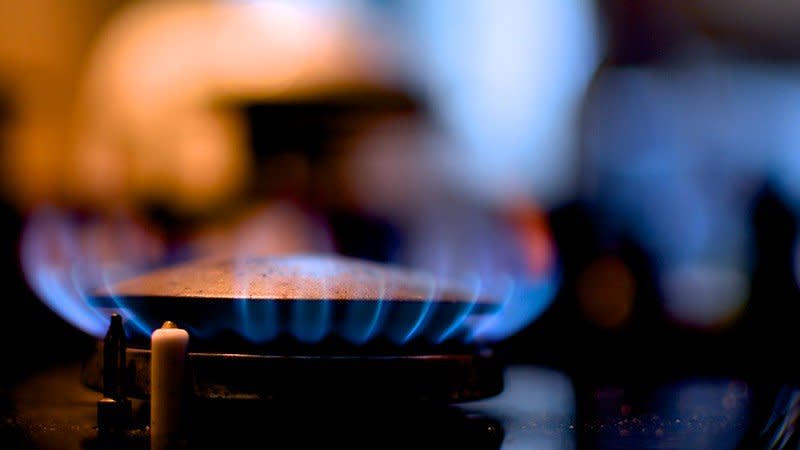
(96, 254, 497, 303)
(91, 255, 500, 350)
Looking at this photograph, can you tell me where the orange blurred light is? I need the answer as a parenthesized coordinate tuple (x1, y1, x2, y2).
(577, 256, 635, 329)
(504, 203, 556, 276)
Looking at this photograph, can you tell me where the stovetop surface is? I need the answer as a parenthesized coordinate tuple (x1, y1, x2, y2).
(1, 363, 780, 449)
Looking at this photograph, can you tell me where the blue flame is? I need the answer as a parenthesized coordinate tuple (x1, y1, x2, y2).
(234, 259, 281, 342)
(383, 273, 437, 344)
(469, 272, 559, 342)
(291, 300, 332, 343)
(339, 264, 388, 344)
(22, 205, 559, 345)
(21, 210, 106, 337)
(238, 300, 280, 342)
(431, 275, 481, 343)
(398, 301, 435, 344)
(289, 257, 335, 343)
(21, 207, 163, 338)
(340, 300, 385, 345)
(98, 266, 151, 337)
(24, 260, 109, 337)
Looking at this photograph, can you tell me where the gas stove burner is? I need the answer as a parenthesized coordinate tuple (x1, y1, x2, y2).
(85, 254, 505, 404)
(91, 254, 501, 349)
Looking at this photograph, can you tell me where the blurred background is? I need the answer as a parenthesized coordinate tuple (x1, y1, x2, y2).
(4, 0, 800, 446)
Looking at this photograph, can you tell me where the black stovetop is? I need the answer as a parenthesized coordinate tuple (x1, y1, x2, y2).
(2, 362, 784, 449)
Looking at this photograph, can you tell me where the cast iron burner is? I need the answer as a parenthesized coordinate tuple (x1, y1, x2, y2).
(85, 255, 505, 403)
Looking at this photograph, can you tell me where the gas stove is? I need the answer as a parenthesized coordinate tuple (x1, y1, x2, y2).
(4, 253, 766, 449)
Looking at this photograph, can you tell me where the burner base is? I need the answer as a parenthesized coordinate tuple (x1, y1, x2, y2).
(83, 345, 503, 403)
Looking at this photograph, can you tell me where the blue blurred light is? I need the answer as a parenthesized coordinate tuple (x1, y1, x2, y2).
(407, 0, 600, 205)
(464, 366, 576, 449)
(582, 64, 800, 327)
(661, 264, 749, 329)
(649, 379, 750, 449)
